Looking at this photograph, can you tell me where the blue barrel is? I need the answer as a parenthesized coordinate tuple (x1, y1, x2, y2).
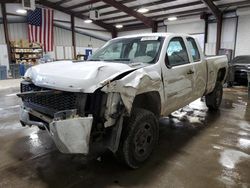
(19, 64, 25, 76)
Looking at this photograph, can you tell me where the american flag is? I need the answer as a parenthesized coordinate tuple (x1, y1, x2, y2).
(27, 8, 54, 52)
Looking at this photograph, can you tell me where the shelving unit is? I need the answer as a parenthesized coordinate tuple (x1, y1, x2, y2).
(11, 46, 43, 64)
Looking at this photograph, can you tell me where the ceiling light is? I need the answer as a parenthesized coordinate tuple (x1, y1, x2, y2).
(115, 24, 123, 29)
(168, 16, 177, 21)
(137, 7, 149, 13)
(16, 9, 27, 14)
(84, 19, 93, 23)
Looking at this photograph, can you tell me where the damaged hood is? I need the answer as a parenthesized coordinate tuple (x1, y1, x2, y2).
(24, 60, 145, 92)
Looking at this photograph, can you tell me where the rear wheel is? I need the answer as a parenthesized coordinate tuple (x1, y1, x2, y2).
(116, 108, 159, 169)
(205, 82, 223, 111)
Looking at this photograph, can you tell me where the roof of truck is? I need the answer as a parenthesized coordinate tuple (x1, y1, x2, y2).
(115, 33, 192, 40)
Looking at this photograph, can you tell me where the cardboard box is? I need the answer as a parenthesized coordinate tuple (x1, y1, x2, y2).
(20, 39, 30, 48)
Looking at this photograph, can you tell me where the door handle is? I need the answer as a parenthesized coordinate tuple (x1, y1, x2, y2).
(187, 70, 194, 75)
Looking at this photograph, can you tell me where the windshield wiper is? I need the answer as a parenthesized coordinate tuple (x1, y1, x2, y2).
(88, 58, 101, 61)
(103, 58, 131, 61)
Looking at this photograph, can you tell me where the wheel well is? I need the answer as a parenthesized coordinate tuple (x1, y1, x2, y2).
(217, 68, 226, 82)
(132, 91, 161, 117)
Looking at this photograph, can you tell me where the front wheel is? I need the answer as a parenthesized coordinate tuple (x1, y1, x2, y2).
(205, 82, 223, 111)
(116, 108, 159, 169)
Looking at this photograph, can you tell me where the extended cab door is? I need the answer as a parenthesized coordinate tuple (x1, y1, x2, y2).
(161, 36, 195, 115)
(186, 37, 207, 100)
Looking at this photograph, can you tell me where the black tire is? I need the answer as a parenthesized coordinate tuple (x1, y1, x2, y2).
(205, 82, 223, 111)
(116, 108, 159, 169)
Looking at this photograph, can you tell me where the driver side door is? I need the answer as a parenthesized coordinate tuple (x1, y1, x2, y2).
(161, 36, 195, 115)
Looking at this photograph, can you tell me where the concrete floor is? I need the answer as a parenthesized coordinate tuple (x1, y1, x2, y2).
(0, 82, 250, 188)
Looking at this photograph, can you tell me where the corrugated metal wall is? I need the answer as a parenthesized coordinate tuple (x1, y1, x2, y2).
(235, 14, 250, 56)
(206, 18, 237, 56)
(0, 44, 9, 70)
(8, 23, 28, 41)
(167, 21, 205, 34)
(0, 24, 6, 44)
(54, 27, 72, 59)
(206, 23, 217, 56)
(75, 33, 106, 48)
(118, 28, 152, 37)
(54, 26, 72, 46)
(0, 24, 9, 70)
(0, 4, 2, 17)
(221, 18, 237, 51)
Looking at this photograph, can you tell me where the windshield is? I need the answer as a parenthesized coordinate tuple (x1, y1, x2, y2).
(89, 36, 164, 64)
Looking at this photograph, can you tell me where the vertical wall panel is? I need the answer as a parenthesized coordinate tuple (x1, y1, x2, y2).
(221, 18, 237, 50)
(0, 24, 6, 44)
(54, 27, 105, 59)
(167, 21, 205, 34)
(55, 46, 64, 59)
(0, 44, 9, 71)
(118, 28, 152, 37)
(8, 23, 28, 41)
(235, 14, 250, 56)
(158, 26, 166, 32)
(75, 33, 106, 48)
(54, 26, 72, 46)
(206, 23, 217, 56)
(0, 4, 2, 17)
(64, 46, 72, 59)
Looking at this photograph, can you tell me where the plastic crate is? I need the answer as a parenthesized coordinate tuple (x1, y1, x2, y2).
(0, 65, 7, 80)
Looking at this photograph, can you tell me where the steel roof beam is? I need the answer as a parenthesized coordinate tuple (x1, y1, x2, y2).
(201, 0, 222, 19)
(67, 0, 101, 10)
(76, 0, 136, 14)
(37, 0, 116, 33)
(100, 1, 206, 22)
(101, 0, 155, 28)
(101, 0, 176, 16)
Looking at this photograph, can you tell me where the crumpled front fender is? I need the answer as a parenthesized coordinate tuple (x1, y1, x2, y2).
(102, 68, 162, 113)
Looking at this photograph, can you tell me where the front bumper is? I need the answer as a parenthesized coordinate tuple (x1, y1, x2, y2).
(20, 105, 93, 154)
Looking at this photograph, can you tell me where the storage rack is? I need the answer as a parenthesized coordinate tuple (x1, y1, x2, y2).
(11, 46, 43, 63)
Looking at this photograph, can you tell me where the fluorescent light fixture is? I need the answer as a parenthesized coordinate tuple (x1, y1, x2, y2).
(16, 9, 27, 14)
(168, 16, 177, 21)
(137, 7, 149, 13)
(84, 19, 93, 23)
(115, 24, 123, 29)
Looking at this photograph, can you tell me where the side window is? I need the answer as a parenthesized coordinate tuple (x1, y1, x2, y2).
(187, 37, 201, 62)
(166, 37, 189, 66)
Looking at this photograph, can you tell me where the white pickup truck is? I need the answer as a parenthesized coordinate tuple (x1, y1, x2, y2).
(18, 33, 228, 168)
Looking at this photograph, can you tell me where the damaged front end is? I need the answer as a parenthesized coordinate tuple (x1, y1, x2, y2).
(17, 60, 163, 157)
(18, 81, 123, 155)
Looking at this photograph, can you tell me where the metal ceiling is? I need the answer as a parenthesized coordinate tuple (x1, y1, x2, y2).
(4, 0, 248, 33)
(43, 0, 250, 31)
